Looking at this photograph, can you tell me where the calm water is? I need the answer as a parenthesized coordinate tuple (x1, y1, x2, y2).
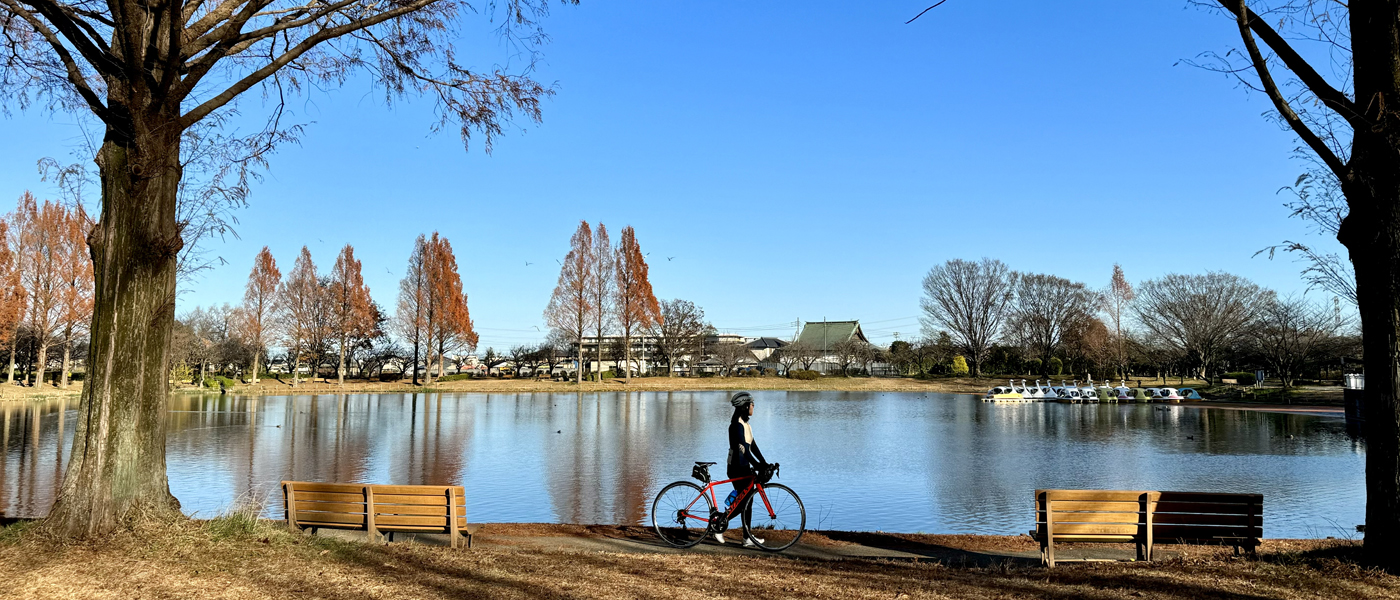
(0, 391, 1364, 537)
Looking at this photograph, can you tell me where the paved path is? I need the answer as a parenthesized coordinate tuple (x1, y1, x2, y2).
(316, 527, 1175, 567)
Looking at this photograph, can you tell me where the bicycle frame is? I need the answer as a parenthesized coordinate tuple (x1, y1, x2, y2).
(679, 475, 776, 525)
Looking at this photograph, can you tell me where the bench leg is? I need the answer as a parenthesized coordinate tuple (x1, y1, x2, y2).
(1046, 540, 1055, 568)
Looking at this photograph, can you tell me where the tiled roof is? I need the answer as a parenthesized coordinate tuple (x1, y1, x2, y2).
(745, 337, 788, 349)
(794, 321, 868, 348)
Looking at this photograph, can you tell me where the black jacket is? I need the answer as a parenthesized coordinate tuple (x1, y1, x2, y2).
(726, 416, 766, 478)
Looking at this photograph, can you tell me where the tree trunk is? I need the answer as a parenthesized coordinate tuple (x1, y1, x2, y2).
(576, 335, 583, 385)
(45, 133, 183, 537)
(60, 338, 72, 388)
(33, 342, 48, 388)
(251, 349, 261, 385)
(337, 333, 346, 386)
(623, 333, 632, 383)
(6, 336, 15, 384)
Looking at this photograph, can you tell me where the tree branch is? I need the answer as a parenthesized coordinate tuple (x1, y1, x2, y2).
(1216, 0, 1357, 125)
(15, 0, 123, 77)
(1227, 0, 1349, 180)
(179, 0, 440, 127)
(0, 0, 113, 121)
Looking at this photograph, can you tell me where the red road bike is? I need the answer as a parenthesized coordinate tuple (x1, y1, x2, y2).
(651, 461, 805, 551)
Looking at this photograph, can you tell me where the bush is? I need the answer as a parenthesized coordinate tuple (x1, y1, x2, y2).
(1223, 371, 1256, 386)
(436, 373, 474, 382)
(790, 369, 820, 381)
(951, 356, 969, 376)
(170, 361, 193, 385)
(1049, 357, 1063, 376)
(379, 372, 404, 382)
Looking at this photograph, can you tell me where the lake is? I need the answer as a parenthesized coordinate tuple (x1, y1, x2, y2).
(0, 391, 1364, 538)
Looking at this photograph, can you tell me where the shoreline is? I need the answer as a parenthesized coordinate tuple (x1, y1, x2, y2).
(0, 377, 1348, 416)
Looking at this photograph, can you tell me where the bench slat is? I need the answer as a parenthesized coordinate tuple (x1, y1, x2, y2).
(1040, 501, 1153, 513)
(1043, 512, 1148, 525)
(372, 485, 465, 496)
(376, 522, 469, 533)
(376, 514, 462, 528)
(1044, 523, 1142, 536)
(1154, 513, 1262, 526)
(1155, 525, 1262, 538)
(375, 505, 466, 517)
(294, 511, 368, 526)
(1156, 501, 1261, 515)
(291, 492, 367, 504)
(287, 482, 366, 494)
(1158, 492, 1262, 504)
(1038, 490, 1158, 502)
(292, 501, 367, 514)
(373, 494, 463, 507)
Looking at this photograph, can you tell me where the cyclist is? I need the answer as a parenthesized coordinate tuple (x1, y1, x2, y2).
(717, 391, 767, 547)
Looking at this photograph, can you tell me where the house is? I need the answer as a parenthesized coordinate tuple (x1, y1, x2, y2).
(745, 337, 788, 362)
(794, 320, 871, 373)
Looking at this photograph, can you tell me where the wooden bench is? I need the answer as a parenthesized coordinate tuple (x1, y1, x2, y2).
(1154, 491, 1262, 556)
(282, 481, 482, 548)
(1032, 490, 1159, 567)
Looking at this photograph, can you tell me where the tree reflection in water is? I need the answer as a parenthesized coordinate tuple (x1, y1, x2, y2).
(0, 392, 1364, 538)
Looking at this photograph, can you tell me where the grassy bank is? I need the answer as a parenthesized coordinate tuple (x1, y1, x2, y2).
(0, 517, 1393, 599)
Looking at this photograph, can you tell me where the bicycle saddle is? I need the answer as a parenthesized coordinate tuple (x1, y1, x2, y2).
(694, 461, 716, 466)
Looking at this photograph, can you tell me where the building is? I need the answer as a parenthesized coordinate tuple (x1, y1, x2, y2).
(793, 320, 871, 373)
(745, 337, 788, 362)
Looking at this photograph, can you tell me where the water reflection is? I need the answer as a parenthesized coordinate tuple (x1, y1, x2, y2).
(0, 392, 1364, 538)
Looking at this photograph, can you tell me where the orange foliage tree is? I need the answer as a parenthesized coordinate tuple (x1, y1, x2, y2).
(0, 217, 24, 383)
(330, 245, 374, 385)
(277, 248, 321, 387)
(57, 206, 95, 388)
(16, 193, 69, 387)
(613, 226, 660, 382)
(545, 221, 594, 384)
(1, 210, 28, 385)
(425, 235, 476, 379)
(239, 248, 281, 384)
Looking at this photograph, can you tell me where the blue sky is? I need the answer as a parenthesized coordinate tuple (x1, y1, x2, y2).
(0, 1, 1340, 350)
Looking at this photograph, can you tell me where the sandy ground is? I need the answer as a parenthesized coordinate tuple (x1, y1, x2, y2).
(0, 518, 1392, 600)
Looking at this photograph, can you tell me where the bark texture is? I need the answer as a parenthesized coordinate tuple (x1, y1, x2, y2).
(1343, 0, 1400, 570)
(46, 132, 183, 536)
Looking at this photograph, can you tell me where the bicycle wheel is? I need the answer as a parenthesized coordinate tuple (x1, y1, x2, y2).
(741, 483, 805, 551)
(652, 481, 714, 548)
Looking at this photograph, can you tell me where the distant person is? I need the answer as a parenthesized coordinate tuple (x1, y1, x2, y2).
(718, 391, 769, 547)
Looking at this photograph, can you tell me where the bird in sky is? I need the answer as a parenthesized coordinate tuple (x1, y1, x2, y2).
(525, 261, 533, 266)
(667, 256, 675, 261)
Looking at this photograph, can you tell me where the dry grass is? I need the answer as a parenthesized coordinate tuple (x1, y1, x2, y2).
(0, 517, 1395, 600)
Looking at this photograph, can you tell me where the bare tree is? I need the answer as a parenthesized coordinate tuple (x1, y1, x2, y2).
(771, 345, 803, 377)
(1250, 294, 1340, 389)
(787, 341, 821, 372)
(395, 236, 429, 386)
(1133, 272, 1269, 383)
(1011, 273, 1098, 378)
(545, 222, 594, 384)
(920, 258, 1015, 377)
(1103, 264, 1136, 378)
(651, 298, 707, 377)
(508, 344, 535, 376)
(276, 247, 321, 387)
(711, 341, 749, 377)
